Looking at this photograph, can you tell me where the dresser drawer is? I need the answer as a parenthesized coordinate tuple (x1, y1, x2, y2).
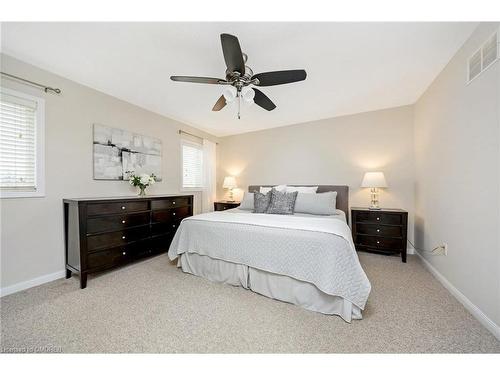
(151, 197, 190, 210)
(355, 211, 402, 225)
(151, 206, 190, 223)
(356, 223, 402, 237)
(87, 201, 149, 216)
(86, 212, 150, 234)
(87, 226, 151, 252)
(356, 235, 403, 250)
(87, 245, 132, 269)
(150, 233, 175, 252)
(151, 221, 181, 236)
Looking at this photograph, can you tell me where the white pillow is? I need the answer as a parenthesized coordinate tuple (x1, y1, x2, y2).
(286, 186, 318, 194)
(238, 192, 254, 211)
(294, 191, 337, 215)
(260, 184, 287, 194)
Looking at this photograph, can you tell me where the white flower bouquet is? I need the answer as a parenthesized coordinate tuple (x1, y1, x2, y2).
(126, 171, 156, 196)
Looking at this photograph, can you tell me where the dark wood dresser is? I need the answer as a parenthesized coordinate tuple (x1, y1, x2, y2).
(351, 207, 408, 263)
(214, 201, 240, 211)
(63, 195, 193, 288)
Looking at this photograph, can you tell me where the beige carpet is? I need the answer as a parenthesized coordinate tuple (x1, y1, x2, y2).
(1, 253, 499, 353)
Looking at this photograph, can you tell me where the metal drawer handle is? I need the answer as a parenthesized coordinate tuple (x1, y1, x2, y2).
(122, 220, 126, 224)
(376, 229, 380, 232)
(172, 212, 176, 216)
(376, 217, 380, 221)
(121, 206, 126, 210)
(172, 224, 176, 228)
(122, 251, 126, 255)
(377, 241, 380, 244)
(173, 201, 176, 205)
(122, 236, 126, 239)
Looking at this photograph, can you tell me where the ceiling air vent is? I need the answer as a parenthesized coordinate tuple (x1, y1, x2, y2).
(482, 32, 498, 70)
(467, 29, 499, 84)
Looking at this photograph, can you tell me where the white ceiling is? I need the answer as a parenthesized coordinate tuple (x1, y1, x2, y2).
(2, 22, 477, 136)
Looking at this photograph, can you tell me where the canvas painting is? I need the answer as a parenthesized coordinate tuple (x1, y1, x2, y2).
(93, 124, 162, 180)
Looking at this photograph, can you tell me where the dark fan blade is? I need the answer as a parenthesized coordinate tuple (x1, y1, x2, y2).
(170, 76, 226, 84)
(253, 88, 276, 111)
(220, 34, 245, 74)
(252, 70, 307, 86)
(212, 95, 227, 111)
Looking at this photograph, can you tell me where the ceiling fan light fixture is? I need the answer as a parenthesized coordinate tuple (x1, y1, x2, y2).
(241, 86, 255, 103)
(171, 33, 307, 118)
(222, 86, 237, 102)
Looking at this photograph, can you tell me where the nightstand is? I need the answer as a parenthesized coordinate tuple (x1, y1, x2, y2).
(351, 207, 408, 263)
(214, 201, 240, 211)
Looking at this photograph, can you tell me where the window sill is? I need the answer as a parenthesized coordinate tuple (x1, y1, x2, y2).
(180, 187, 203, 193)
(0, 190, 45, 199)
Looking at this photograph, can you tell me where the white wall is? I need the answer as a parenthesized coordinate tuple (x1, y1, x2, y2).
(414, 23, 500, 327)
(217, 105, 416, 246)
(0, 54, 219, 291)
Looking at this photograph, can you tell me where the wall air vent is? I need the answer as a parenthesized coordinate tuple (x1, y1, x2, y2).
(467, 30, 499, 84)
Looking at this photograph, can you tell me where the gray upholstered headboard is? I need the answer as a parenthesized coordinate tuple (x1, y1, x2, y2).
(248, 185, 349, 217)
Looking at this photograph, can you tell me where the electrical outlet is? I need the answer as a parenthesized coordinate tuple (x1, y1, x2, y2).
(431, 244, 448, 256)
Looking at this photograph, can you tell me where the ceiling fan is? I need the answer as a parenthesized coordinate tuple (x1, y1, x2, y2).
(170, 33, 307, 119)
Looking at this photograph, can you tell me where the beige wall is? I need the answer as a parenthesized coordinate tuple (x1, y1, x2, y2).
(414, 23, 500, 326)
(217, 105, 416, 246)
(0, 54, 219, 290)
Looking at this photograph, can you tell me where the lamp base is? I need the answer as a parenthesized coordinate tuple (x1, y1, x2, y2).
(369, 188, 381, 210)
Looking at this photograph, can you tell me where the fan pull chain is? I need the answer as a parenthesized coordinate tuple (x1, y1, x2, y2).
(238, 93, 241, 119)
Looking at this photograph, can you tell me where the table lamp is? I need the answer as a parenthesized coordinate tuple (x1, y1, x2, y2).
(361, 172, 387, 210)
(222, 176, 237, 202)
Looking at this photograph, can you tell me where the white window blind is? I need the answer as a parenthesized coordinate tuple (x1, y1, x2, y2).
(182, 141, 203, 189)
(0, 89, 44, 196)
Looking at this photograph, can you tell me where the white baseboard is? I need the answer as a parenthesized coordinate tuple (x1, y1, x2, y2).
(415, 251, 500, 341)
(1, 270, 66, 297)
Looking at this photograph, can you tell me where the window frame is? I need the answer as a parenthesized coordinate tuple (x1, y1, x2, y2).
(0, 87, 45, 199)
(180, 138, 204, 192)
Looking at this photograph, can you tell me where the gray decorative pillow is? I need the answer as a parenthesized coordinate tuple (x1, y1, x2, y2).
(238, 192, 254, 211)
(253, 191, 272, 213)
(266, 189, 298, 215)
(294, 191, 337, 215)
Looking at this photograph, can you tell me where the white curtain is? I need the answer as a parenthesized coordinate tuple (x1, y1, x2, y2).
(202, 139, 217, 213)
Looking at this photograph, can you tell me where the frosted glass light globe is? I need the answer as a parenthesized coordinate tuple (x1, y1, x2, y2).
(241, 87, 255, 103)
(222, 86, 237, 102)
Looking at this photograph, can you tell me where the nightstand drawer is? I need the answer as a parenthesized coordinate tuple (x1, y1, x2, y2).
(355, 211, 402, 225)
(214, 202, 240, 211)
(356, 235, 403, 250)
(356, 223, 402, 237)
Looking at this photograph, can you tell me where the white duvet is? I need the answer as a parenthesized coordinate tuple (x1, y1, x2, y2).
(168, 210, 371, 310)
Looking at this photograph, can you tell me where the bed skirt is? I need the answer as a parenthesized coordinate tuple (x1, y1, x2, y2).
(178, 252, 362, 322)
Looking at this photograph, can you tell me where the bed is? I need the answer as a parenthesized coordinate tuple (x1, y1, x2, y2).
(167, 185, 371, 322)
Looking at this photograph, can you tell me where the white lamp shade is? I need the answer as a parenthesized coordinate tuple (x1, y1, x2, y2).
(361, 172, 388, 188)
(222, 176, 237, 189)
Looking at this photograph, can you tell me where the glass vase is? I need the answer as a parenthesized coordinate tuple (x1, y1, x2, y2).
(138, 186, 146, 197)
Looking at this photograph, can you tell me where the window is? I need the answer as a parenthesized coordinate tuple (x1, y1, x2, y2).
(181, 140, 203, 190)
(0, 88, 45, 198)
